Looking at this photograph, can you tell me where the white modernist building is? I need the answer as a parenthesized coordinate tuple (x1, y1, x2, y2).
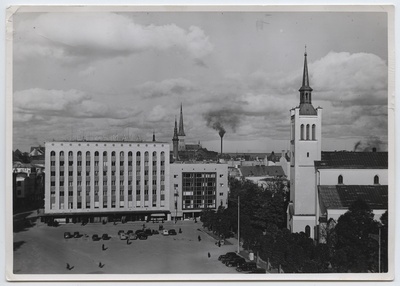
(170, 162, 229, 220)
(45, 141, 170, 222)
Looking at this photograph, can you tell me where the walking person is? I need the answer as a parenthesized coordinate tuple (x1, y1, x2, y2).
(198, 235, 201, 242)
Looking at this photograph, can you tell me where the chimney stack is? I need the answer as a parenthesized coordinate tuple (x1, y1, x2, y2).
(219, 130, 225, 155)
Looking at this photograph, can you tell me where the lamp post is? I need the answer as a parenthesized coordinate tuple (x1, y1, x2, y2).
(237, 195, 240, 253)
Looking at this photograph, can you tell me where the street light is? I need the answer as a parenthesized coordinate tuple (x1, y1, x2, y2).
(237, 195, 240, 253)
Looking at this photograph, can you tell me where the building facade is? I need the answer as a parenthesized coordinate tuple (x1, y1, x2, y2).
(44, 141, 170, 222)
(170, 163, 229, 220)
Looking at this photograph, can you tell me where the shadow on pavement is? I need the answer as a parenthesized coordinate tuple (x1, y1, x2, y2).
(13, 212, 37, 233)
(13, 241, 25, 251)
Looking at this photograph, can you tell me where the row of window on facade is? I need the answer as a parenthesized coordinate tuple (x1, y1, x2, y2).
(51, 169, 166, 177)
(51, 197, 166, 210)
(300, 124, 316, 140)
(51, 151, 165, 158)
(337, 175, 380, 185)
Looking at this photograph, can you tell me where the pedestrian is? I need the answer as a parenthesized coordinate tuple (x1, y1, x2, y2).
(218, 240, 221, 247)
(198, 235, 201, 242)
(127, 238, 131, 245)
(179, 228, 182, 233)
(102, 244, 105, 251)
(208, 252, 211, 258)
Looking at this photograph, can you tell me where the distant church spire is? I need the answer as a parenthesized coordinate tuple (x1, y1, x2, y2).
(173, 117, 178, 140)
(178, 103, 185, 136)
(152, 130, 156, 142)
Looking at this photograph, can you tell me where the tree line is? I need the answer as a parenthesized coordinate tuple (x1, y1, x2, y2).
(201, 177, 388, 273)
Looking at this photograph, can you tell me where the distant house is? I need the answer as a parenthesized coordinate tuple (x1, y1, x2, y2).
(237, 165, 286, 187)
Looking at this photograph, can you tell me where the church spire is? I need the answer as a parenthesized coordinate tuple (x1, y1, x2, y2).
(173, 117, 178, 140)
(178, 103, 185, 136)
(298, 47, 317, 115)
(152, 130, 156, 142)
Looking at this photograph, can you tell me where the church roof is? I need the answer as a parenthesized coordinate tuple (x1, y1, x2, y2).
(315, 151, 388, 169)
(299, 103, 317, 115)
(318, 185, 388, 210)
(239, 165, 285, 177)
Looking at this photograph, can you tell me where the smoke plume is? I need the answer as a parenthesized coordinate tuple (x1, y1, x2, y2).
(203, 109, 240, 136)
(353, 136, 387, 152)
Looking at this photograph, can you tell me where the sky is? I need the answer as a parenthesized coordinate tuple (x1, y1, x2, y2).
(12, 9, 389, 153)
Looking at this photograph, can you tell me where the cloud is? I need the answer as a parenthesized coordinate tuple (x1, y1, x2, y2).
(14, 13, 213, 63)
(136, 78, 195, 98)
(13, 88, 133, 120)
(311, 51, 388, 106)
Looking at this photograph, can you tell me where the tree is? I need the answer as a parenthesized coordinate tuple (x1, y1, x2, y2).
(332, 199, 380, 272)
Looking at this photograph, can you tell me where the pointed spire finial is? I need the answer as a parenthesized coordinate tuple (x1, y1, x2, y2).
(178, 103, 185, 136)
(305, 45, 307, 55)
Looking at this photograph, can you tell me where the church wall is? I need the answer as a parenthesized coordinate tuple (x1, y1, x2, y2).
(318, 168, 388, 185)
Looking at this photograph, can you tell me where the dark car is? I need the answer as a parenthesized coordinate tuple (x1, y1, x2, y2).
(236, 262, 257, 272)
(168, 229, 177, 235)
(218, 252, 237, 261)
(249, 268, 267, 273)
(144, 229, 153, 236)
(137, 233, 148, 240)
(135, 229, 144, 235)
(225, 257, 246, 267)
(118, 230, 125, 235)
(73, 231, 81, 238)
(92, 234, 101, 241)
(221, 254, 240, 263)
(102, 234, 111, 240)
(126, 230, 134, 235)
(152, 229, 159, 235)
(64, 232, 72, 239)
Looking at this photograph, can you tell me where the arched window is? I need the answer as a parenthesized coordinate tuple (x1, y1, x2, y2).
(306, 124, 310, 140)
(300, 124, 305, 140)
(120, 151, 124, 157)
(136, 151, 141, 157)
(86, 151, 90, 157)
(305, 225, 310, 237)
(50, 151, 56, 156)
(338, 175, 343, 184)
(312, 124, 316, 140)
(60, 151, 64, 156)
(95, 151, 99, 157)
(374, 175, 379, 184)
(77, 151, 82, 156)
(307, 152, 309, 158)
(128, 151, 132, 157)
(153, 151, 157, 157)
(68, 151, 73, 157)
(111, 151, 116, 157)
(103, 151, 107, 157)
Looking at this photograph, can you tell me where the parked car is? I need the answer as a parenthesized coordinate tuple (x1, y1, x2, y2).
(64, 232, 72, 239)
(162, 229, 169, 236)
(73, 232, 81, 238)
(249, 268, 267, 273)
(144, 229, 153, 236)
(218, 252, 237, 261)
(92, 234, 101, 241)
(152, 230, 159, 235)
(137, 233, 148, 240)
(168, 229, 177, 235)
(135, 229, 144, 235)
(119, 233, 127, 240)
(225, 257, 246, 267)
(126, 230, 134, 235)
(220, 254, 240, 263)
(118, 230, 125, 235)
(102, 234, 111, 240)
(236, 262, 257, 272)
(128, 233, 138, 240)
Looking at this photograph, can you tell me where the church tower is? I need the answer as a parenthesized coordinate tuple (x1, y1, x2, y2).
(177, 104, 186, 151)
(172, 117, 179, 161)
(288, 49, 322, 239)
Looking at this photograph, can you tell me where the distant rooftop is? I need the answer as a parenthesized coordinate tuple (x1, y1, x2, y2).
(315, 151, 388, 169)
(239, 165, 285, 177)
(46, 140, 169, 144)
(319, 185, 388, 210)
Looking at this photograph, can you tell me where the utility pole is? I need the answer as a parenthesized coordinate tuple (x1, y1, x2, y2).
(379, 225, 381, 273)
(237, 196, 240, 253)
